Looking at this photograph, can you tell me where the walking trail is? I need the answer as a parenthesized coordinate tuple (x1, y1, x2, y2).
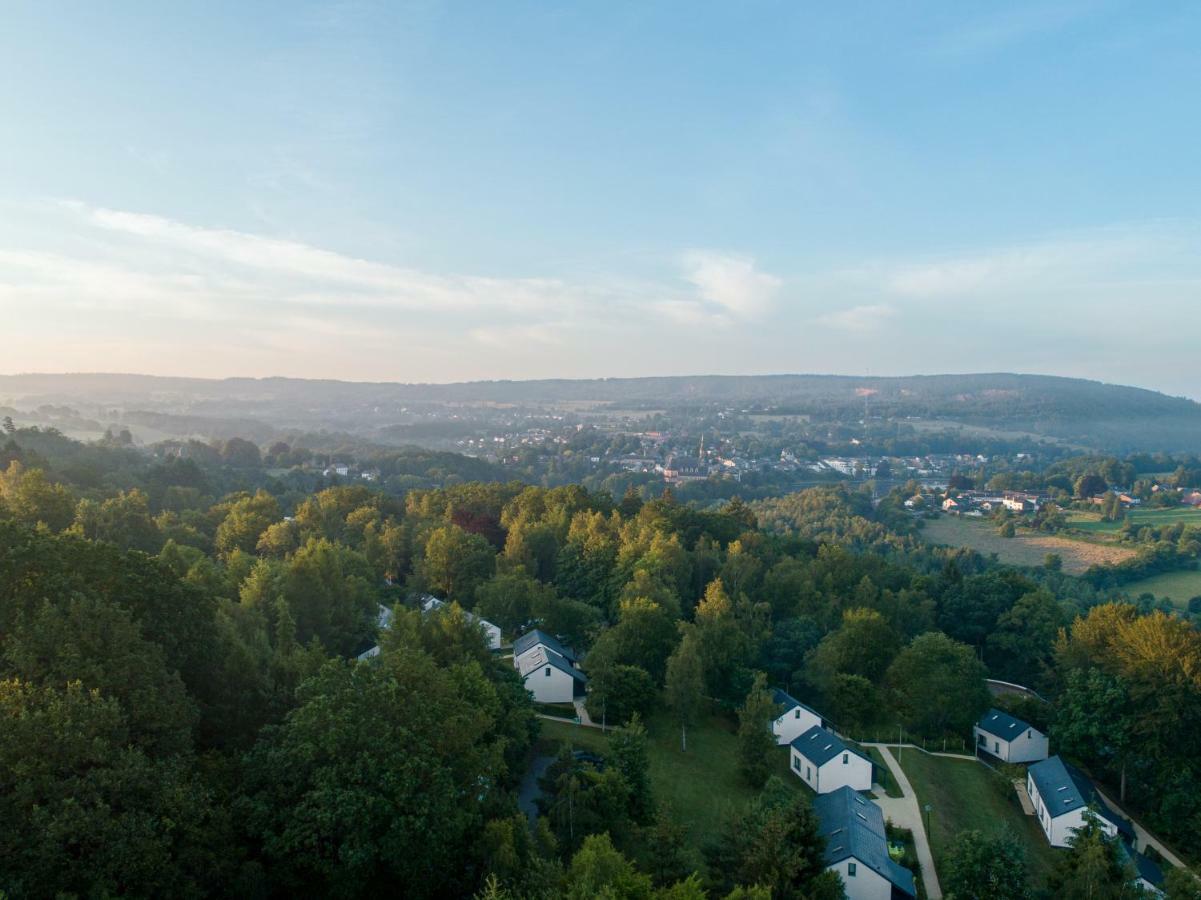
(864, 744, 942, 900)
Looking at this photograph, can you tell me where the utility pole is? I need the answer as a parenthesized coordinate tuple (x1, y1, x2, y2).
(898, 724, 903, 763)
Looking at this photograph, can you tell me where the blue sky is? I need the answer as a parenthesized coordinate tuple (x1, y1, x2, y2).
(1, 1, 1200, 395)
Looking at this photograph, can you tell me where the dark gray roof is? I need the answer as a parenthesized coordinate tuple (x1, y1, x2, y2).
(1028, 756, 1128, 835)
(791, 725, 871, 768)
(814, 787, 917, 897)
(513, 629, 576, 663)
(1132, 851, 1164, 887)
(976, 708, 1041, 741)
(772, 689, 824, 722)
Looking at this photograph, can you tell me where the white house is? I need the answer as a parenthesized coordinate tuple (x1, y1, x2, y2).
(516, 643, 587, 703)
(814, 786, 917, 900)
(1027, 756, 1128, 847)
(771, 689, 825, 746)
(974, 708, 1049, 764)
(421, 595, 503, 650)
(790, 726, 873, 794)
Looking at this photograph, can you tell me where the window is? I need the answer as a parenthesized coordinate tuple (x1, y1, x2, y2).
(792, 756, 800, 772)
(795, 709, 801, 719)
(544, 666, 551, 676)
(994, 741, 999, 753)
(848, 863, 857, 877)
(806, 766, 811, 779)
(842, 753, 849, 764)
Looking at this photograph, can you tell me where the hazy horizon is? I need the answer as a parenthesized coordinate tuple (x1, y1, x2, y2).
(3, 2, 1201, 396)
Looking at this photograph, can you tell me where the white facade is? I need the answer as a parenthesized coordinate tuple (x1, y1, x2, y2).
(517, 646, 581, 703)
(974, 724, 1049, 763)
(774, 704, 823, 746)
(828, 858, 893, 900)
(1028, 773, 1119, 847)
(791, 745, 873, 794)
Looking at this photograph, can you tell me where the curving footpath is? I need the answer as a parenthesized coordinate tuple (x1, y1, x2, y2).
(864, 744, 942, 900)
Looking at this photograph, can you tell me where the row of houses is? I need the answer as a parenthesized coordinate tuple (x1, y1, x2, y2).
(940, 490, 1048, 514)
(973, 707, 1165, 893)
(770, 691, 915, 900)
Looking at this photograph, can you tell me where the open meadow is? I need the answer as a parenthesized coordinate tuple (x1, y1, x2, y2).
(920, 515, 1137, 574)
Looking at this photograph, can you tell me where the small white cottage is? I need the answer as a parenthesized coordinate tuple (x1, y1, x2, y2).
(516, 644, 587, 703)
(814, 787, 917, 900)
(771, 689, 825, 746)
(974, 708, 1049, 764)
(1027, 756, 1128, 847)
(790, 726, 873, 794)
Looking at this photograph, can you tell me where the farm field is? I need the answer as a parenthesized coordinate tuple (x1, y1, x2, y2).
(920, 515, 1137, 574)
(1067, 506, 1201, 534)
(1124, 569, 1201, 607)
(538, 706, 802, 852)
(897, 752, 1059, 889)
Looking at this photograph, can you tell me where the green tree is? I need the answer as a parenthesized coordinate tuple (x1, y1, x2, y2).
(705, 777, 842, 900)
(805, 607, 900, 692)
(885, 632, 990, 738)
(736, 672, 780, 788)
(564, 833, 653, 900)
(1046, 813, 1138, 900)
(665, 627, 705, 751)
(240, 655, 500, 899)
(0, 461, 75, 531)
(214, 489, 280, 556)
(418, 524, 497, 604)
(610, 713, 654, 824)
(586, 661, 657, 727)
(943, 828, 1030, 900)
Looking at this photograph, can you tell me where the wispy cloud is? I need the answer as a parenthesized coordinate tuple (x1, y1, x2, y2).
(679, 250, 781, 319)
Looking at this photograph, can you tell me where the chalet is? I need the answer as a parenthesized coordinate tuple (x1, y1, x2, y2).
(1027, 756, 1130, 847)
(421, 595, 502, 650)
(355, 604, 396, 661)
(1126, 847, 1165, 896)
(974, 708, 1049, 764)
(515, 643, 587, 703)
(813, 786, 917, 900)
(790, 726, 873, 794)
(771, 689, 825, 746)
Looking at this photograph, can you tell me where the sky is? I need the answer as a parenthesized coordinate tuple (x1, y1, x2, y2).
(1, 1, 1200, 396)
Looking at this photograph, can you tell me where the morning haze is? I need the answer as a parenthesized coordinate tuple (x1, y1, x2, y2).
(1, 4, 1200, 900)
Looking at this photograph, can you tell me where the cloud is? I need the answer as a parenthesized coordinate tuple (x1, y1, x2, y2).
(817, 304, 896, 332)
(679, 250, 781, 319)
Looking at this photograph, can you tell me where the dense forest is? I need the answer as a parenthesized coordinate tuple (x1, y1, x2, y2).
(1, 426, 1199, 898)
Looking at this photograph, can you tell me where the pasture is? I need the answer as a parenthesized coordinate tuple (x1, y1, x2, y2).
(920, 515, 1137, 574)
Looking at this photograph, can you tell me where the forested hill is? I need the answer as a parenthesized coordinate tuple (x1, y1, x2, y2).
(4, 371, 1201, 452)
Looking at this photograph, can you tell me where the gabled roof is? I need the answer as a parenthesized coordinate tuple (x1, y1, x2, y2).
(1028, 756, 1129, 835)
(514, 628, 576, 663)
(814, 787, 916, 897)
(517, 645, 588, 682)
(772, 689, 824, 722)
(976, 708, 1041, 742)
(791, 725, 871, 768)
(421, 595, 500, 632)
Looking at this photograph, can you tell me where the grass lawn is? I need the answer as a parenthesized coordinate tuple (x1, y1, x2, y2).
(1123, 568, 1201, 608)
(865, 746, 902, 798)
(920, 515, 1136, 574)
(535, 702, 579, 720)
(897, 752, 1059, 889)
(1069, 506, 1201, 534)
(539, 705, 801, 852)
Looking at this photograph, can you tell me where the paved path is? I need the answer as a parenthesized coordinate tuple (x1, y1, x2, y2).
(518, 755, 555, 824)
(1014, 780, 1035, 815)
(1093, 786, 1189, 870)
(865, 745, 942, 900)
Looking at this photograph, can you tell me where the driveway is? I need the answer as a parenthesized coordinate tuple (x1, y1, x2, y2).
(865, 744, 942, 900)
(518, 754, 555, 825)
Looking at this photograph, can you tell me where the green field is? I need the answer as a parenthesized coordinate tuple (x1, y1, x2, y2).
(1124, 569, 1201, 606)
(921, 515, 1136, 574)
(1068, 507, 1201, 534)
(539, 707, 802, 850)
(897, 752, 1058, 888)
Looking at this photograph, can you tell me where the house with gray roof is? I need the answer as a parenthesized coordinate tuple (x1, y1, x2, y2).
(974, 708, 1049, 763)
(516, 642, 587, 703)
(814, 786, 917, 900)
(1027, 755, 1130, 847)
(421, 595, 502, 650)
(771, 688, 825, 745)
(790, 725, 873, 794)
